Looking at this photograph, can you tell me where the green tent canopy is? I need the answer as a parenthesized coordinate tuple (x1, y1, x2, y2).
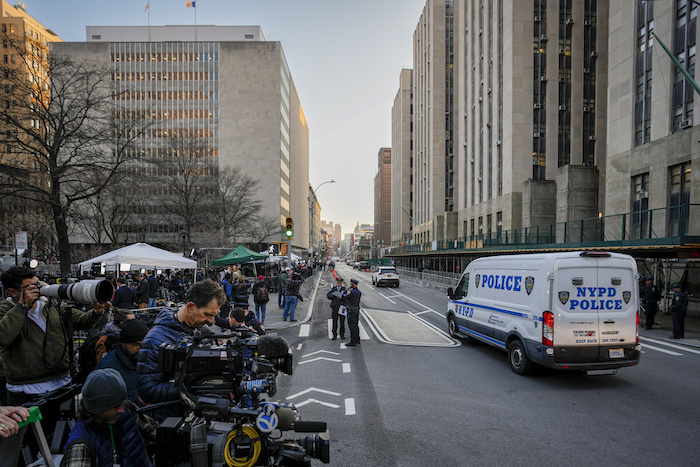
(212, 245, 269, 266)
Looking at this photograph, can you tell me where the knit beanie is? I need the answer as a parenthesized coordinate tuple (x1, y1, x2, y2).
(82, 369, 128, 414)
(118, 319, 149, 343)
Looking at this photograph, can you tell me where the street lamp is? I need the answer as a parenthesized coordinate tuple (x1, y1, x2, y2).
(180, 229, 188, 257)
(308, 179, 336, 262)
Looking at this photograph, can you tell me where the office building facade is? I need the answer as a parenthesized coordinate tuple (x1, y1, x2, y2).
(391, 69, 413, 246)
(53, 25, 310, 252)
(374, 147, 392, 250)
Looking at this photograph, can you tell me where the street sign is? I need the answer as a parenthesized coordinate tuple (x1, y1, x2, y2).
(15, 231, 28, 250)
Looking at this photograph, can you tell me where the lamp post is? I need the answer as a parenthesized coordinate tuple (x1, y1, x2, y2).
(308, 179, 336, 263)
(180, 229, 188, 257)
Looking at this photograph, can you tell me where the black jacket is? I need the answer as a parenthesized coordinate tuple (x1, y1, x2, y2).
(112, 285, 137, 309)
(327, 285, 347, 310)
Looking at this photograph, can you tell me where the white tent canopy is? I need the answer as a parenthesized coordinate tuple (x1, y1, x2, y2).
(78, 242, 197, 273)
(269, 253, 301, 264)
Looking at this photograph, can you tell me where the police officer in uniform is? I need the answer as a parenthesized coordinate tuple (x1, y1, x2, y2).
(669, 283, 688, 339)
(344, 279, 362, 346)
(640, 276, 661, 330)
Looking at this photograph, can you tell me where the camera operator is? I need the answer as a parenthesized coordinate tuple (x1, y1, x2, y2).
(61, 369, 155, 467)
(137, 279, 226, 419)
(0, 267, 106, 464)
(215, 306, 266, 336)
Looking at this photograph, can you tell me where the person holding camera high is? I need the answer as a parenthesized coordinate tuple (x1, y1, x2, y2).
(137, 279, 226, 419)
(0, 267, 105, 464)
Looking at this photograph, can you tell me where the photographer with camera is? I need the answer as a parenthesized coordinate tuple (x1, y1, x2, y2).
(0, 267, 107, 465)
(137, 279, 226, 419)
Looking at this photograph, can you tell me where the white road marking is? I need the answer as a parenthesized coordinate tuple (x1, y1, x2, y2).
(299, 357, 342, 364)
(296, 343, 303, 351)
(345, 398, 356, 415)
(640, 336, 700, 355)
(342, 363, 351, 373)
(286, 387, 341, 400)
(299, 324, 310, 337)
(303, 350, 340, 357)
(295, 398, 340, 409)
(378, 292, 396, 304)
(640, 343, 683, 356)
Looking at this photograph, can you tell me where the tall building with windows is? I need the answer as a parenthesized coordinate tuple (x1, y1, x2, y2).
(413, 0, 455, 244)
(606, 0, 698, 238)
(374, 147, 391, 250)
(452, 0, 609, 239)
(54, 25, 309, 253)
(391, 69, 413, 246)
(0, 1, 61, 254)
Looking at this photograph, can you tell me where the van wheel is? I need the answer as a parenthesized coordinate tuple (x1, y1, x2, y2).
(448, 315, 459, 338)
(508, 340, 533, 375)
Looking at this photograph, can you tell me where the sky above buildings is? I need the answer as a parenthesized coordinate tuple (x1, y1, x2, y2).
(25, 0, 427, 237)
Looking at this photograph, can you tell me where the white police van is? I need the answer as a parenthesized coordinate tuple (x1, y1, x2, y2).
(446, 251, 641, 375)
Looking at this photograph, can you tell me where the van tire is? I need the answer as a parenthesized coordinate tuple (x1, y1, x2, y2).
(448, 315, 459, 338)
(508, 340, 533, 375)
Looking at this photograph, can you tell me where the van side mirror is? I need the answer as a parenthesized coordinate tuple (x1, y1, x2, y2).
(447, 287, 454, 300)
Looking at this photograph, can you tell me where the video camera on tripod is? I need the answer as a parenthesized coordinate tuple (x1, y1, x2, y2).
(153, 327, 330, 466)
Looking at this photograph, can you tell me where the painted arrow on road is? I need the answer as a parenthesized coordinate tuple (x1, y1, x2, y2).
(286, 387, 341, 400)
(299, 357, 342, 364)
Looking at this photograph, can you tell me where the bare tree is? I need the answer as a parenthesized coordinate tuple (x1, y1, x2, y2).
(213, 166, 262, 244)
(244, 214, 282, 247)
(157, 136, 218, 245)
(0, 35, 147, 275)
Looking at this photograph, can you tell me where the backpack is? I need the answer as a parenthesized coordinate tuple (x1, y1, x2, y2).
(76, 332, 119, 382)
(255, 284, 269, 303)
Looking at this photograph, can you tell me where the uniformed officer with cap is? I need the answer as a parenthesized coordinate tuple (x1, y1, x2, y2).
(669, 283, 688, 339)
(640, 276, 661, 330)
(344, 279, 362, 346)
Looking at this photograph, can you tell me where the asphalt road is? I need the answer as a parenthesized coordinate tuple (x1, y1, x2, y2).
(271, 264, 700, 467)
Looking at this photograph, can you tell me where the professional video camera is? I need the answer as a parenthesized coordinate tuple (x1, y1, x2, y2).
(39, 279, 113, 304)
(154, 327, 330, 466)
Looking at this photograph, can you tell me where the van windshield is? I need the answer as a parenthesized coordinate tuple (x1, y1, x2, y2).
(454, 273, 469, 299)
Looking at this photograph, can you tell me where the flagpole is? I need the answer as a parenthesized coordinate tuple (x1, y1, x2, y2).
(195, 3, 198, 41)
(147, 2, 151, 41)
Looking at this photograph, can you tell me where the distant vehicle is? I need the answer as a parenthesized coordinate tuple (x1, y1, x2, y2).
(372, 266, 399, 287)
(352, 262, 359, 269)
(357, 261, 369, 271)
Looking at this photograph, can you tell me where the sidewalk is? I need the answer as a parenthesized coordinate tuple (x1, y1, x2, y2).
(262, 271, 322, 332)
(641, 309, 700, 348)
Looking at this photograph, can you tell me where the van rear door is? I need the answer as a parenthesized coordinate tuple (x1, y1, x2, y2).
(551, 254, 638, 365)
(551, 256, 601, 363)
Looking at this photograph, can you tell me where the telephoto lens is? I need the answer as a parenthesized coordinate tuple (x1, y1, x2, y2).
(40, 280, 114, 304)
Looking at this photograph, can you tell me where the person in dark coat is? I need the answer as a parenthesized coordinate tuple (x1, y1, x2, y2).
(133, 272, 150, 309)
(640, 276, 661, 330)
(109, 277, 137, 309)
(146, 269, 159, 308)
(96, 319, 149, 405)
(669, 283, 688, 339)
(61, 369, 155, 467)
(232, 276, 251, 310)
(327, 277, 346, 340)
(137, 279, 226, 419)
(252, 275, 270, 323)
(343, 278, 362, 346)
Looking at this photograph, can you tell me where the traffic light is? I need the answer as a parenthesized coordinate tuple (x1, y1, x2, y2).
(285, 217, 294, 238)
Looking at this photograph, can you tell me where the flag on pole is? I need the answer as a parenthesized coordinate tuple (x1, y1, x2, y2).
(145, 2, 150, 11)
(186, 1, 196, 7)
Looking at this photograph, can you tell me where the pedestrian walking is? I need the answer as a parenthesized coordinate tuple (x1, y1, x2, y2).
(640, 276, 661, 330)
(252, 275, 270, 323)
(278, 267, 290, 309)
(282, 272, 304, 322)
(669, 283, 688, 339)
(327, 277, 346, 340)
(133, 272, 150, 309)
(344, 278, 362, 346)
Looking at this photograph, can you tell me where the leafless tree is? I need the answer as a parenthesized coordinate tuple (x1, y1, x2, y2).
(244, 214, 282, 247)
(213, 166, 262, 244)
(0, 34, 148, 275)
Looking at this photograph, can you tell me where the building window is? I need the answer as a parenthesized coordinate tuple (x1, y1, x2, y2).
(671, 0, 697, 133)
(668, 162, 691, 235)
(631, 173, 650, 239)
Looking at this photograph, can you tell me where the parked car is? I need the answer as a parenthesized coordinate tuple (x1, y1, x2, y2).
(372, 266, 399, 287)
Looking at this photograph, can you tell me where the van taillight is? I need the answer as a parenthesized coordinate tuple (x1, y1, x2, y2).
(543, 311, 554, 346)
(636, 309, 639, 344)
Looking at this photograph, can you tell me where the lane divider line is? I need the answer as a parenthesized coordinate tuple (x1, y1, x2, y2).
(345, 398, 356, 415)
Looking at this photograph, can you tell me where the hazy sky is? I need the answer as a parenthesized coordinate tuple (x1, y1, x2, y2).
(24, 0, 427, 238)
